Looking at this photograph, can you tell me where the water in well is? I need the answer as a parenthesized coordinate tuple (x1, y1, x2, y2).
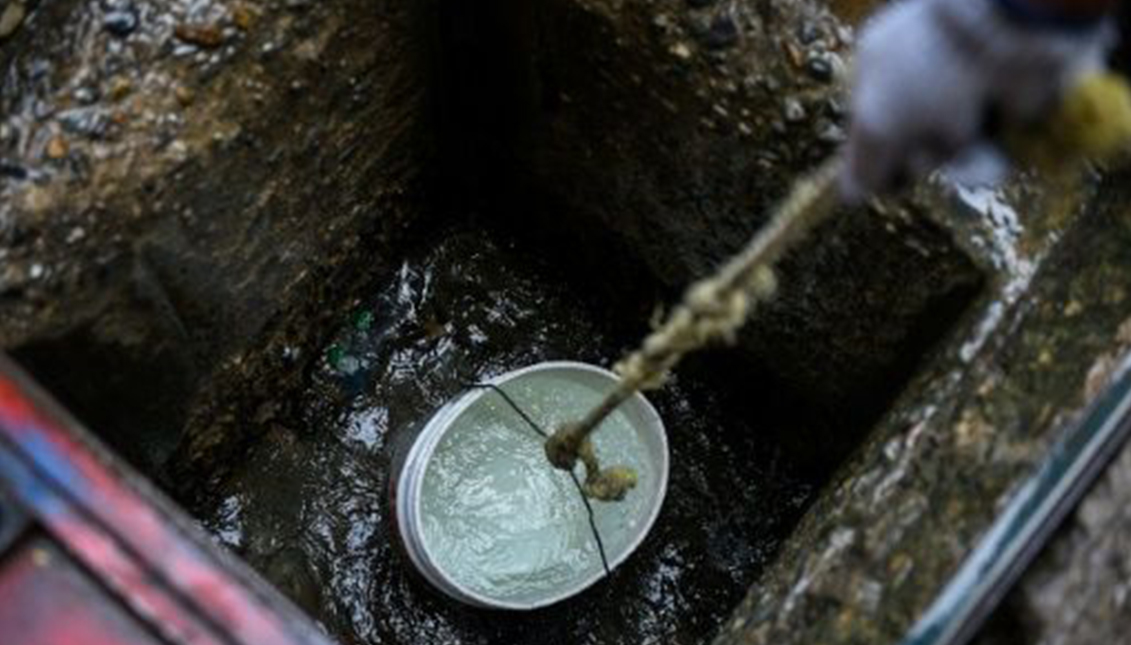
(419, 370, 661, 607)
(197, 225, 816, 645)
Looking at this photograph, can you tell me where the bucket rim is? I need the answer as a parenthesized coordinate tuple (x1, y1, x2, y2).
(397, 360, 670, 611)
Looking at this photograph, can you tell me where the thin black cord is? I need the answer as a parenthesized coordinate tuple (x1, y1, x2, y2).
(461, 382, 613, 578)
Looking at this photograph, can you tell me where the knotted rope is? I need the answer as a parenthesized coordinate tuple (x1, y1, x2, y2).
(544, 72, 1131, 502)
(544, 159, 842, 500)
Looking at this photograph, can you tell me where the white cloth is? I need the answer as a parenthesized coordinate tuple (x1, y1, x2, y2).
(840, 0, 1114, 201)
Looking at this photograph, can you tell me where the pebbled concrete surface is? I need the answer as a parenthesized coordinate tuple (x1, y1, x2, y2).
(0, 0, 436, 479)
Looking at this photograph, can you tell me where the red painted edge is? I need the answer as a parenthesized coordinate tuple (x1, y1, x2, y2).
(0, 538, 168, 645)
(0, 354, 334, 645)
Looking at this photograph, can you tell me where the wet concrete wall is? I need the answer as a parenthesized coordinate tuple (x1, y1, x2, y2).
(974, 178, 1131, 645)
(0, 0, 436, 477)
(714, 171, 1131, 643)
(477, 0, 983, 473)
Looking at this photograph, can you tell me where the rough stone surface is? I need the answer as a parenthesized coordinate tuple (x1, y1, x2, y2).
(0, 0, 435, 477)
(496, 0, 983, 474)
(977, 441, 1131, 645)
(715, 171, 1131, 644)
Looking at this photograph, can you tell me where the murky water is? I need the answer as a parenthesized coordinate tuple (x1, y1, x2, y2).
(198, 226, 815, 644)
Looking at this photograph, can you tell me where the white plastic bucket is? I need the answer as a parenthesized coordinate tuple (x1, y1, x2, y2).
(391, 361, 669, 610)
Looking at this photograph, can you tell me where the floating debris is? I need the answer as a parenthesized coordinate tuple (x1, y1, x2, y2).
(352, 310, 373, 330)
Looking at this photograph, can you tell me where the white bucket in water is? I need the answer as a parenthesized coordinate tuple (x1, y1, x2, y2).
(392, 361, 669, 610)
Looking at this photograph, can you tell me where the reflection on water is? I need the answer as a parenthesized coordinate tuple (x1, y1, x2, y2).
(420, 373, 657, 606)
(200, 227, 814, 644)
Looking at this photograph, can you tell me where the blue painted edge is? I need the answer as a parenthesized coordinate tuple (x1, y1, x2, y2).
(902, 354, 1131, 645)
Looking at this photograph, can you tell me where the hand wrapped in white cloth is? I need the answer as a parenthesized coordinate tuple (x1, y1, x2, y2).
(840, 0, 1117, 202)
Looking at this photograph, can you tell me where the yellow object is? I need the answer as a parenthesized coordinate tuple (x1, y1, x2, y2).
(1010, 73, 1131, 171)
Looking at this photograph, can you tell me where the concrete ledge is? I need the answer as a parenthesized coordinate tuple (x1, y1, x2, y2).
(0, 0, 436, 478)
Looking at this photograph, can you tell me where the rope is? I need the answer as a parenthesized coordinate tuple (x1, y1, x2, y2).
(544, 157, 844, 501)
(450, 157, 844, 574)
(461, 382, 613, 578)
(542, 73, 1131, 503)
